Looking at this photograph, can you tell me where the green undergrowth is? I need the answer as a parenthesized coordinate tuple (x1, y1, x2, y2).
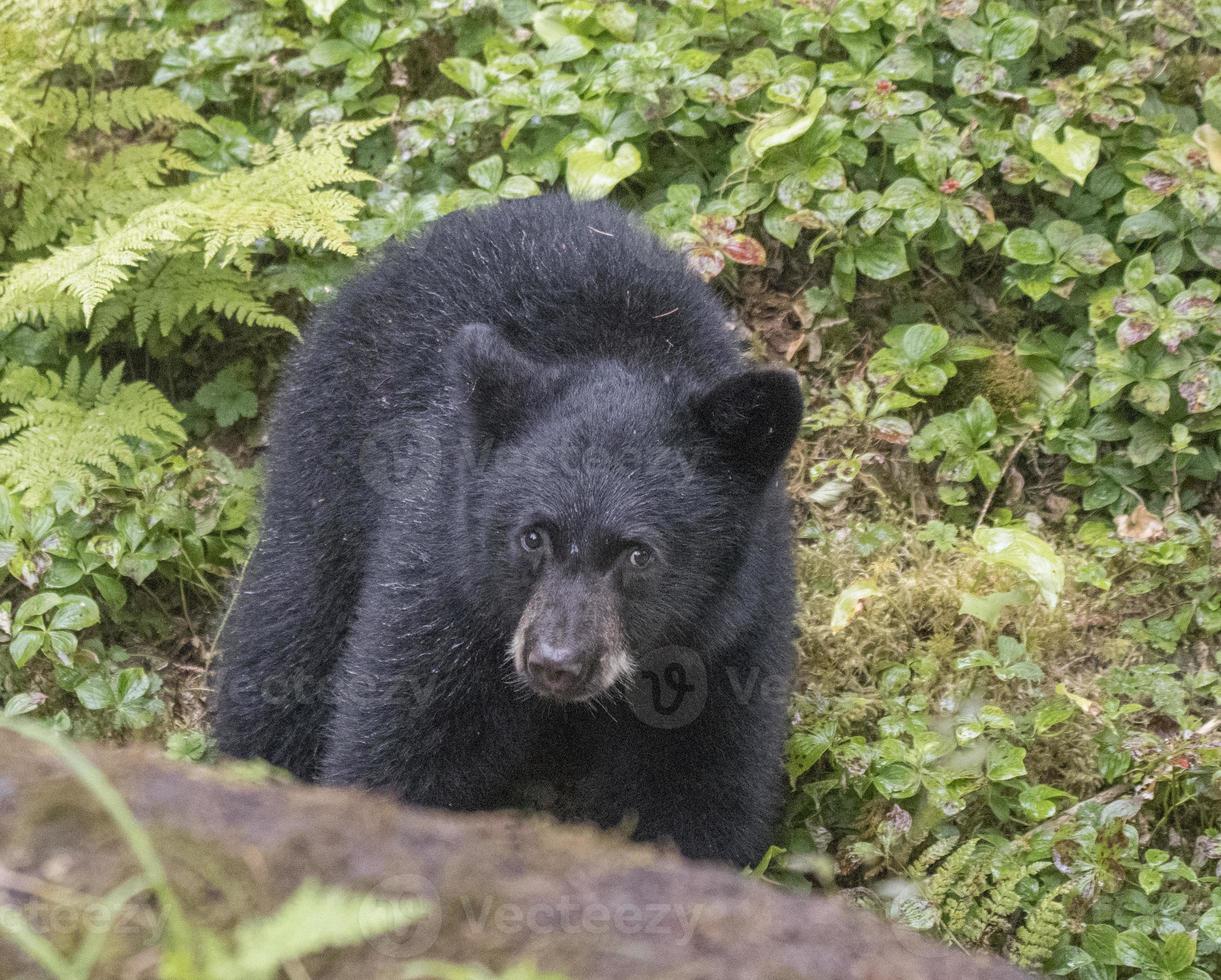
(1, 0, 1219, 975)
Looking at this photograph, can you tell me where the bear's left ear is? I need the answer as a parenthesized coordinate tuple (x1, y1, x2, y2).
(693, 368, 804, 485)
(450, 322, 543, 444)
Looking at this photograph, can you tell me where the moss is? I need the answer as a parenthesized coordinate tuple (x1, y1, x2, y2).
(943, 349, 1039, 419)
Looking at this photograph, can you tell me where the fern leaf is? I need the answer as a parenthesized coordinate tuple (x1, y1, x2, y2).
(0, 359, 185, 501)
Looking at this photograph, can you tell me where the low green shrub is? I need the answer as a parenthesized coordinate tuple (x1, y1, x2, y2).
(0, 0, 1217, 973)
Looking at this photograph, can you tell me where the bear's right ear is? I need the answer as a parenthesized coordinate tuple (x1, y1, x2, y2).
(450, 322, 541, 444)
(692, 368, 804, 487)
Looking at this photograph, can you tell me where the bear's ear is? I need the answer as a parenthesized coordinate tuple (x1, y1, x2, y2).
(450, 322, 541, 444)
(693, 369, 804, 485)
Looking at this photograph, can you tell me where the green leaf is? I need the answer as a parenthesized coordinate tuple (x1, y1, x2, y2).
(2, 692, 44, 716)
(49, 595, 99, 631)
(1031, 123, 1101, 186)
(195, 368, 258, 429)
(1062, 234, 1120, 274)
(895, 322, 949, 364)
(564, 139, 641, 200)
(985, 742, 1026, 781)
(829, 580, 881, 633)
(1128, 418, 1168, 466)
(958, 590, 1027, 629)
(745, 90, 826, 157)
(301, 0, 348, 22)
(880, 178, 934, 210)
(596, 2, 637, 39)
(1118, 209, 1177, 243)
(308, 39, 358, 67)
(991, 16, 1039, 60)
(74, 675, 114, 711)
(1162, 933, 1196, 974)
(973, 526, 1065, 609)
(1124, 254, 1155, 290)
(438, 58, 487, 95)
(339, 12, 381, 49)
(15, 592, 60, 624)
(853, 236, 909, 280)
(873, 761, 921, 798)
(1115, 931, 1163, 972)
(1002, 228, 1054, 265)
(467, 155, 504, 191)
(961, 395, 997, 444)
(1200, 907, 1221, 942)
(905, 363, 949, 395)
(10, 631, 42, 668)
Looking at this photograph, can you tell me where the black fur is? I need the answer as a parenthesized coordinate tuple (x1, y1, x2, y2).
(212, 194, 803, 865)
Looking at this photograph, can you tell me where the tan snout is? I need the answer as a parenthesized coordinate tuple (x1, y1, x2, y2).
(509, 574, 632, 702)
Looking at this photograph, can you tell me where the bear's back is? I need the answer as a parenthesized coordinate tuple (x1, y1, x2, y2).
(316, 195, 745, 396)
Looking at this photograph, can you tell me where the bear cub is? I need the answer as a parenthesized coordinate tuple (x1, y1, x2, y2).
(212, 194, 803, 865)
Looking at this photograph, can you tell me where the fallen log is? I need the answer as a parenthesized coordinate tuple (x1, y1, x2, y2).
(0, 736, 1028, 979)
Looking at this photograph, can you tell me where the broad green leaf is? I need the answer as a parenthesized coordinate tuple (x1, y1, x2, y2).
(467, 155, 503, 191)
(9, 631, 42, 668)
(905, 363, 949, 395)
(873, 761, 921, 798)
(985, 742, 1026, 781)
(973, 526, 1065, 609)
(1031, 123, 1101, 186)
(853, 236, 909, 280)
(2, 692, 44, 716)
(1062, 234, 1120, 274)
(1115, 931, 1163, 972)
(880, 178, 934, 210)
(1161, 932, 1196, 974)
(49, 595, 99, 631)
(958, 590, 1027, 629)
(991, 16, 1039, 60)
(308, 39, 358, 67)
(595, 2, 637, 39)
(745, 89, 826, 157)
(15, 592, 60, 624)
(564, 139, 641, 200)
(301, 0, 348, 22)
(893, 322, 949, 363)
(1002, 228, 1053, 264)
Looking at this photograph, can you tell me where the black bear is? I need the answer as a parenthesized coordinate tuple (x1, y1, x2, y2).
(212, 194, 803, 865)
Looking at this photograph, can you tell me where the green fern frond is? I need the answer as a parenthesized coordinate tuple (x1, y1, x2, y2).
(118, 256, 297, 345)
(0, 358, 185, 501)
(0, 123, 381, 332)
(963, 863, 1026, 944)
(40, 86, 205, 134)
(923, 837, 979, 908)
(907, 833, 961, 877)
(1012, 885, 1067, 970)
(0, 201, 195, 322)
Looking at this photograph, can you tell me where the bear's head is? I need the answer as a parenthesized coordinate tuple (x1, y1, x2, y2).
(450, 322, 802, 704)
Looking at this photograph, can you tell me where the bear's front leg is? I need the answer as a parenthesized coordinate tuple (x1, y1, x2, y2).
(319, 604, 534, 811)
(620, 663, 791, 867)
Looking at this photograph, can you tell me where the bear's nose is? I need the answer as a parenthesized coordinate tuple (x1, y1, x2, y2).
(527, 642, 586, 693)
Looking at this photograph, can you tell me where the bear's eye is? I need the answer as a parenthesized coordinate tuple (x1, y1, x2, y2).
(627, 545, 654, 569)
(520, 528, 546, 553)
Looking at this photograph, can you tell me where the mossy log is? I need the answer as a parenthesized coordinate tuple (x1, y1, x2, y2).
(0, 737, 1028, 979)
